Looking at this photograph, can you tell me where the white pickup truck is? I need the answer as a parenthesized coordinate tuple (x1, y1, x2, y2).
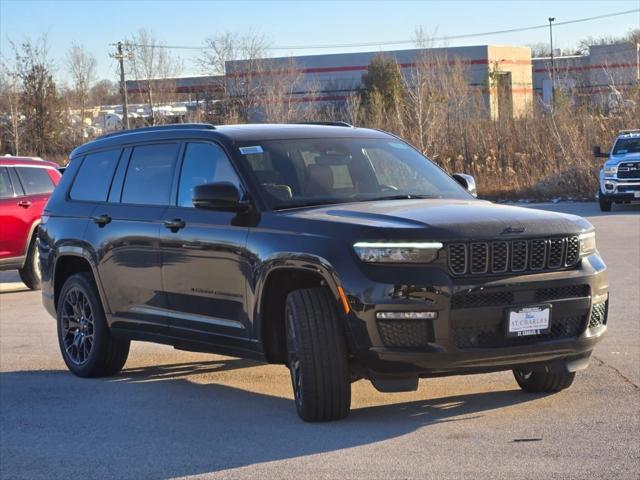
(594, 129, 640, 212)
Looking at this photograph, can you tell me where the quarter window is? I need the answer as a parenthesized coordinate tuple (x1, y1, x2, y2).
(121, 143, 180, 206)
(0, 168, 13, 199)
(177, 143, 241, 207)
(15, 167, 54, 195)
(70, 149, 121, 202)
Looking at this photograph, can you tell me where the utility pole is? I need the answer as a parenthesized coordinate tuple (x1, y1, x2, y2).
(110, 42, 130, 129)
(548, 17, 556, 112)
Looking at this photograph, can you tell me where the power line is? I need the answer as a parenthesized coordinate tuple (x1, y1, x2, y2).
(122, 8, 639, 52)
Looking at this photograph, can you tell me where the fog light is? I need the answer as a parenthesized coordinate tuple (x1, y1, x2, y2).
(376, 311, 438, 320)
(605, 183, 614, 190)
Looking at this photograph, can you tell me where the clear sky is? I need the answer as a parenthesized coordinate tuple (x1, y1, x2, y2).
(1, 0, 639, 84)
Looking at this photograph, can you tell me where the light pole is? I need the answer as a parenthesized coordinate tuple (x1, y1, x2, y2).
(548, 17, 556, 111)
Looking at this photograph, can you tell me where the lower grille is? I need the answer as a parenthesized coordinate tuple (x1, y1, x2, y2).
(452, 314, 587, 349)
(377, 319, 434, 348)
(535, 285, 590, 302)
(451, 285, 590, 309)
(589, 301, 608, 328)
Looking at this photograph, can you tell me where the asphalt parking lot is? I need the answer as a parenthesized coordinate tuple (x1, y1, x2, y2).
(1, 202, 638, 480)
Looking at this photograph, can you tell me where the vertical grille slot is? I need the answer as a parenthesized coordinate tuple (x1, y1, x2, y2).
(529, 239, 547, 270)
(448, 243, 467, 275)
(547, 238, 565, 268)
(491, 241, 509, 273)
(470, 243, 489, 274)
(565, 236, 580, 266)
(511, 240, 528, 272)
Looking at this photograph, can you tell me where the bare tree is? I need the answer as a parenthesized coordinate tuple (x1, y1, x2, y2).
(126, 29, 181, 125)
(67, 42, 97, 131)
(0, 68, 22, 154)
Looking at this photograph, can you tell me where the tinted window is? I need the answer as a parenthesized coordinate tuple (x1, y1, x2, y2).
(237, 138, 469, 208)
(178, 143, 241, 207)
(0, 168, 12, 198)
(70, 149, 121, 202)
(15, 167, 54, 195)
(8, 168, 24, 195)
(121, 143, 179, 205)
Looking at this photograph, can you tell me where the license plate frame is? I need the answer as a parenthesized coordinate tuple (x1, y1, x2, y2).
(634, 191, 640, 198)
(506, 304, 552, 337)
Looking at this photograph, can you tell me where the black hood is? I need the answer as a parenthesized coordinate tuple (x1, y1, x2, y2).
(280, 199, 591, 239)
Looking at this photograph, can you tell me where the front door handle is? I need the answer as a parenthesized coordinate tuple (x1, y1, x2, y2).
(17, 200, 31, 208)
(91, 214, 112, 226)
(163, 218, 186, 232)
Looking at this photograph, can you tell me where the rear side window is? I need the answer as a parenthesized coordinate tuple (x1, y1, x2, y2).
(70, 149, 121, 202)
(0, 168, 13, 198)
(121, 143, 179, 205)
(15, 167, 54, 195)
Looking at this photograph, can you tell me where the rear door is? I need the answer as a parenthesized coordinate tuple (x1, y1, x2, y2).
(84, 143, 180, 335)
(160, 141, 252, 342)
(2, 166, 55, 259)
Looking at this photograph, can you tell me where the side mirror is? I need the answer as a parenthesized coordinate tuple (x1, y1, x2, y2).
(593, 145, 608, 158)
(452, 173, 477, 197)
(192, 182, 248, 211)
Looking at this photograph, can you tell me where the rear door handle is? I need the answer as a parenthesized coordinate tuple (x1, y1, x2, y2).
(163, 219, 186, 232)
(91, 214, 112, 226)
(17, 200, 31, 208)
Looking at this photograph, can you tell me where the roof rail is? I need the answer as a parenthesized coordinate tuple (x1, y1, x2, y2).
(294, 121, 354, 128)
(618, 129, 640, 135)
(96, 123, 216, 140)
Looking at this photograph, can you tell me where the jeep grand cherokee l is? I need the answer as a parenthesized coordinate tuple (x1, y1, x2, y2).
(39, 123, 608, 422)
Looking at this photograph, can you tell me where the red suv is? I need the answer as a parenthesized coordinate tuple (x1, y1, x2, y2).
(0, 156, 61, 289)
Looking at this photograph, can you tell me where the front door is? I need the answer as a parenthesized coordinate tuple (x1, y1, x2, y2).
(160, 141, 252, 342)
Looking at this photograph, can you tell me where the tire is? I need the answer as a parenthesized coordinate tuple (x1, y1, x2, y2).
(56, 272, 130, 377)
(513, 368, 575, 393)
(18, 235, 41, 290)
(599, 192, 612, 212)
(285, 287, 351, 422)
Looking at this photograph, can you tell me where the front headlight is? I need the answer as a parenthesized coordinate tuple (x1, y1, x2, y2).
(353, 241, 443, 263)
(579, 232, 596, 256)
(604, 165, 617, 177)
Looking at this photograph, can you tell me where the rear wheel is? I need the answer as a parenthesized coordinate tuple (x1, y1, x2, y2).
(285, 287, 351, 422)
(599, 192, 612, 212)
(19, 235, 41, 290)
(57, 272, 130, 377)
(513, 368, 575, 392)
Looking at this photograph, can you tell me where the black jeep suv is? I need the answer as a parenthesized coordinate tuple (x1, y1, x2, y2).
(40, 123, 608, 421)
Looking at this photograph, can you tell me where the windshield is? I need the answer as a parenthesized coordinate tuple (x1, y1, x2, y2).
(612, 137, 640, 155)
(236, 137, 470, 209)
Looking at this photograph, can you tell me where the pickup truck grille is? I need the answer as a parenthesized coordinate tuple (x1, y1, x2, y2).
(447, 236, 580, 276)
(617, 162, 640, 179)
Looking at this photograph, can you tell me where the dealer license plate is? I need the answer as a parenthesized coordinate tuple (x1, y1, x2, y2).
(507, 306, 551, 337)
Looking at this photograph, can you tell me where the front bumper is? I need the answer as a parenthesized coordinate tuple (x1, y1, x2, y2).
(344, 253, 608, 379)
(600, 178, 640, 201)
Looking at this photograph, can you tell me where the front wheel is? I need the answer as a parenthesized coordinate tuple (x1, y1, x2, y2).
(57, 272, 130, 377)
(599, 192, 612, 212)
(285, 287, 351, 422)
(513, 368, 575, 392)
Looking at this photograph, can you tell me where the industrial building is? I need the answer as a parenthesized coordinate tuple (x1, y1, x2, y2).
(124, 41, 638, 123)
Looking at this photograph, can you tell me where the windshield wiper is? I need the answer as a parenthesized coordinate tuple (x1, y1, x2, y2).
(363, 194, 437, 201)
(272, 199, 349, 211)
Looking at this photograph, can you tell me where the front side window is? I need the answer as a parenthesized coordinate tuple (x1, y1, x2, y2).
(70, 149, 121, 202)
(15, 167, 54, 195)
(121, 143, 180, 205)
(177, 143, 241, 207)
(237, 137, 470, 209)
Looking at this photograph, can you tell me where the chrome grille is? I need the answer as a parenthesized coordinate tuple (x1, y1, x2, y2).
(447, 236, 580, 276)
